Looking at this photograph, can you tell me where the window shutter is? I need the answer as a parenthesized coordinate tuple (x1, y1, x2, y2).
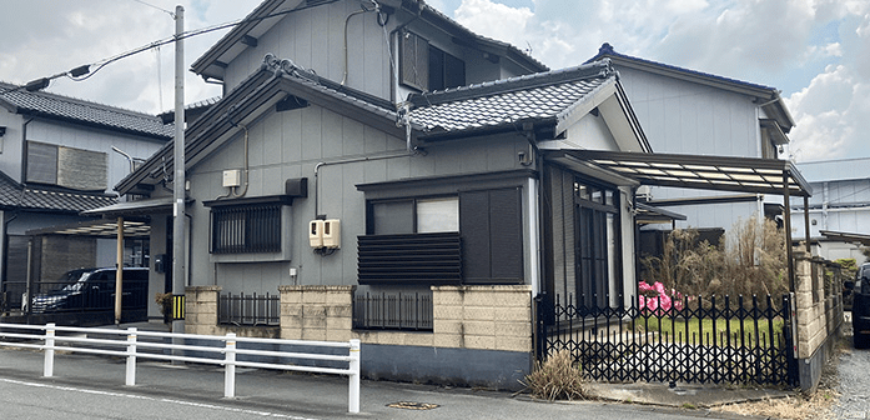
(57, 146, 107, 191)
(460, 188, 523, 284)
(400, 31, 428, 91)
(26, 141, 58, 185)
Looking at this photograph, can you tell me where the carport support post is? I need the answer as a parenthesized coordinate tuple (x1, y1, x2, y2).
(804, 196, 811, 253)
(115, 216, 124, 325)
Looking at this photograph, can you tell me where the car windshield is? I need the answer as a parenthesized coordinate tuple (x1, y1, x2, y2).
(59, 271, 94, 292)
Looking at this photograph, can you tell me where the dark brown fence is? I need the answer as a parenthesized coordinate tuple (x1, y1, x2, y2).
(218, 292, 280, 326)
(536, 293, 798, 386)
(353, 292, 433, 331)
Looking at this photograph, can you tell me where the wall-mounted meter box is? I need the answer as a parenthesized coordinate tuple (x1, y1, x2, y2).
(322, 219, 341, 249)
(223, 169, 241, 187)
(309, 220, 324, 248)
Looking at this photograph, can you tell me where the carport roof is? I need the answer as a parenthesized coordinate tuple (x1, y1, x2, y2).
(546, 149, 812, 197)
(27, 218, 151, 238)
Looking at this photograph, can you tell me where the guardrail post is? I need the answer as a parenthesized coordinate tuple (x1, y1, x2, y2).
(224, 333, 236, 398)
(43, 323, 55, 377)
(348, 339, 360, 414)
(126, 327, 137, 386)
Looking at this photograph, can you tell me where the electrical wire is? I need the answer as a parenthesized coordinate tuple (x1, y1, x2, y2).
(127, 0, 175, 17)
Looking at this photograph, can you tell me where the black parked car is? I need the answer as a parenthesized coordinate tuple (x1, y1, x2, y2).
(29, 267, 149, 314)
(853, 266, 870, 349)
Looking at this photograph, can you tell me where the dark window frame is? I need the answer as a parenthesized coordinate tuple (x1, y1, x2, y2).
(364, 187, 524, 285)
(209, 204, 282, 254)
(574, 177, 622, 307)
(400, 30, 466, 92)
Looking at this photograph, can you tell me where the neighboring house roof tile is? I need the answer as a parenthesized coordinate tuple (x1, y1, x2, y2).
(408, 61, 614, 133)
(0, 82, 174, 139)
(0, 172, 116, 213)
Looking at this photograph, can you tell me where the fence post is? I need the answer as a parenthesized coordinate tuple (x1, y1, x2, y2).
(224, 333, 236, 398)
(126, 327, 137, 386)
(348, 339, 361, 414)
(43, 323, 55, 377)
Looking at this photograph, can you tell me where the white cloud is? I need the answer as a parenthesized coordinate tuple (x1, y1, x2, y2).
(454, 0, 534, 52)
(785, 65, 870, 161)
(0, 0, 260, 114)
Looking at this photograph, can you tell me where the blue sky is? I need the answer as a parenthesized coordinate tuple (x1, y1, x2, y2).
(0, 0, 867, 162)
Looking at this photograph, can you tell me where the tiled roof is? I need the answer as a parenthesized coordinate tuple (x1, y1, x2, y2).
(586, 43, 776, 93)
(407, 61, 614, 132)
(117, 55, 400, 195)
(0, 172, 116, 213)
(0, 82, 174, 139)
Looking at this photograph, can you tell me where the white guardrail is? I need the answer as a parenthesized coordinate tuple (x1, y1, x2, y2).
(0, 323, 361, 413)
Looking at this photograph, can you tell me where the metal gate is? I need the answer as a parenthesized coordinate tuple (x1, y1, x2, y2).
(535, 293, 798, 387)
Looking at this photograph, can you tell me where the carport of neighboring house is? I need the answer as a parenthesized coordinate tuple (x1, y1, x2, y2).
(18, 197, 176, 324)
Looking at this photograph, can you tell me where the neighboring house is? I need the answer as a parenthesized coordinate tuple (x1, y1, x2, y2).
(588, 43, 795, 237)
(100, 0, 654, 388)
(789, 158, 870, 262)
(0, 82, 172, 312)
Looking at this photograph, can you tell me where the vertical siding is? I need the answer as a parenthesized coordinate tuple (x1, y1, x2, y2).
(186, 103, 529, 292)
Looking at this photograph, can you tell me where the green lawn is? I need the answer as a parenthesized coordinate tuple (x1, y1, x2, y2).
(630, 316, 787, 348)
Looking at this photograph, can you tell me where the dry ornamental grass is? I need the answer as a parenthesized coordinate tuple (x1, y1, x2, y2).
(522, 350, 587, 401)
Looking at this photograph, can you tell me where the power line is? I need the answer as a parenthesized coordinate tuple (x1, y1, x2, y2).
(127, 0, 176, 17)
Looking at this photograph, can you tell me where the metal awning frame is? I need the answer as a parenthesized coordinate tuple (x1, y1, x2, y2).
(546, 149, 815, 294)
(26, 218, 152, 238)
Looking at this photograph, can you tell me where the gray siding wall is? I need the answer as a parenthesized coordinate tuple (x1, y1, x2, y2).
(182, 103, 535, 294)
(616, 66, 766, 230)
(617, 66, 761, 158)
(222, 0, 535, 103)
(0, 117, 164, 192)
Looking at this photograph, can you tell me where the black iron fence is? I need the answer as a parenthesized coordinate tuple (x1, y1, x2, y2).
(536, 293, 797, 387)
(353, 292, 433, 331)
(218, 293, 280, 326)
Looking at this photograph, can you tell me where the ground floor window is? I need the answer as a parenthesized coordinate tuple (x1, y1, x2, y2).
(210, 204, 281, 254)
(574, 178, 622, 308)
(361, 187, 524, 285)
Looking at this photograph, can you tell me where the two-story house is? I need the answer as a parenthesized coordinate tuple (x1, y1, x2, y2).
(0, 83, 172, 313)
(588, 43, 796, 243)
(93, 0, 660, 389)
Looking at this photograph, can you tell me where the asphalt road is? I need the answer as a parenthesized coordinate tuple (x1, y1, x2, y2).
(0, 347, 764, 420)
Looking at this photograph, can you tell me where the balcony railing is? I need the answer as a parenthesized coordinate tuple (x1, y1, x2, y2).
(353, 292, 433, 331)
(218, 292, 280, 326)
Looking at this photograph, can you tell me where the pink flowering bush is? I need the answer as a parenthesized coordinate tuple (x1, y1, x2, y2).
(638, 281, 685, 314)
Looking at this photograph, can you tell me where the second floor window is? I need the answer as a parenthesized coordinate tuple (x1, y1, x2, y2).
(26, 141, 107, 191)
(400, 31, 465, 92)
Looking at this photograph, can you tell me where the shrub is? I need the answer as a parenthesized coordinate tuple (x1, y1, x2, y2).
(641, 216, 788, 301)
(522, 350, 586, 401)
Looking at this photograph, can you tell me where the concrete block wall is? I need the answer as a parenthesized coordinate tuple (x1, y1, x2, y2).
(185, 285, 280, 338)
(794, 252, 844, 390)
(277, 284, 533, 352)
(794, 253, 844, 359)
(278, 285, 354, 342)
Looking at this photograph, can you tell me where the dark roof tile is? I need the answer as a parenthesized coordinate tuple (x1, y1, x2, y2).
(0, 82, 174, 139)
(408, 61, 614, 132)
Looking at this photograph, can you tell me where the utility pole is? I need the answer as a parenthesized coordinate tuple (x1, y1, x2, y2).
(172, 5, 186, 336)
